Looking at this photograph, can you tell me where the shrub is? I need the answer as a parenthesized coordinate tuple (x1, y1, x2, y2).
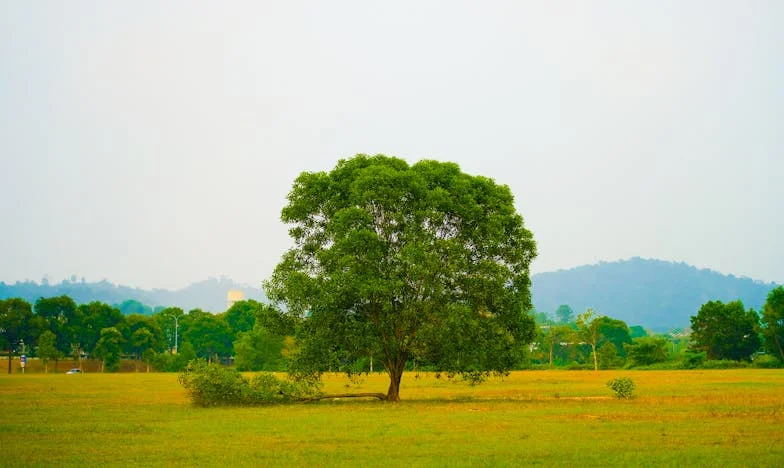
(178, 359, 322, 406)
(699, 359, 749, 369)
(752, 354, 783, 369)
(606, 377, 636, 399)
(178, 359, 246, 406)
(679, 351, 706, 369)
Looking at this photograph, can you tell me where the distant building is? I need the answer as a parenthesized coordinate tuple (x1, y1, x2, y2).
(227, 289, 245, 309)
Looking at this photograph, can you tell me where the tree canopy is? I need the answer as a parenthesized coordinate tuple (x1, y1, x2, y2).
(761, 286, 784, 361)
(689, 300, 760, 361)
(266, 155, 537, 401)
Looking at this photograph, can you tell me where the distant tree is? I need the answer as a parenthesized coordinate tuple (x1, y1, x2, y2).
(222, 300, 260, 335)
(93, 327, 124, 372)
(37, 330, 63, 373)
(595, 316, 632, 357)
(82, 302, 125, 352)
(555, 304, 574, 324)
(629, 325, 648, 339)
(266, 155, 537, 401)
(690, 300, 761, 361)
(538, 324, 573, 368)
(116, 299, 153, 316)
(597, 342, 621, 369)
(761, 286, 784, 361)
(155, 307, 185, 353)
(123, 314, 164, 356)
(576, 309, 601, 371)
(624, 336, 669, 367)
(34, 295, 77, 361)
(131, 328, 155, 371)
(234, 325, 287, 371)
(184, 313, 233, 362)
(0, 298, 35, 374)
(530, 310, 552, 324)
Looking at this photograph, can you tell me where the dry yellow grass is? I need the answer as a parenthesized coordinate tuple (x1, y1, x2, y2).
(1, 369, 783, 466)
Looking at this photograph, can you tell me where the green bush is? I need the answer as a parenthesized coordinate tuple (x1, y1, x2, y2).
(178, 359, 246, 406)
(606, 377, 635, 399)
(752, 354, 783, 369)
(699, 359, 749, 369)
(178, 359, 322, 406)
(679, 351, 706, 369)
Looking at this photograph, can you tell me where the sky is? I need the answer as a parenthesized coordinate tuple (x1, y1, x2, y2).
(1, 1, 782, 290)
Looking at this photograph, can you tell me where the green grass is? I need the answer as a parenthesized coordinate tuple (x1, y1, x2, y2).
(1, 370, 783, 466)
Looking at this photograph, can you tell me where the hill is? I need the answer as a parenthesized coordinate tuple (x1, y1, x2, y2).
(531, 257, 779, 331)
(0, 276, 265, 313)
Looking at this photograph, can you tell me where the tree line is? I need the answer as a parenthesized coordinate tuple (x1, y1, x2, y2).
(0, 296, 290, 373)
(529, 286, 784, 370)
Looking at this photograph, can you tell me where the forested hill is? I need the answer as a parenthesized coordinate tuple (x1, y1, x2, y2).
(0, 276, 265, 313)
(531, 258, 779, 331)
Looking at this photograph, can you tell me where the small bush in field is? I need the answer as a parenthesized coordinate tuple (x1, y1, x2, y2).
(606, 377, 636, 399)
(178, 359, 321, 407)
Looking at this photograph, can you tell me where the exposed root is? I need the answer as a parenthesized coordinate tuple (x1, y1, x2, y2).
(296, 392, 387, 402)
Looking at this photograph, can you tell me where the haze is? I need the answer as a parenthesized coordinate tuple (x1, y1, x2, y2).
(1, 1, 782, 290)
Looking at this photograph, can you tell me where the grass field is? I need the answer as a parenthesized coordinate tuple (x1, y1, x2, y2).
(1, 369, 783, 466)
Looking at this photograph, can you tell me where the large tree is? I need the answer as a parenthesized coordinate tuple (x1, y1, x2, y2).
(266, 155, 537, 401)
(689, 300, 760, 361)
(761, 286, 784, 361)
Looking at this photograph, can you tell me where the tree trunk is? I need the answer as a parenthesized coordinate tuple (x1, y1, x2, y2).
(549, 338, 554, 369)
(54, 358, 59, 373)
(591, 343, 598, 371)
(774, 333, 784, 361)
(369, 355, 373, 373)
(7, 351, 11, 374)
(385, 358, 405, 402)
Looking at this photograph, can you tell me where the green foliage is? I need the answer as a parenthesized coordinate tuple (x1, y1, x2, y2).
(625, 336, 669, 367)
(266, 155, 537, 401)
(606, 377, 635, 399)
(555, 304, 573, 324)
(576, 309, 601, 370)
(752, 354, 783, 369)
(183, 312, 233, 361)
(761, 286, 784, 361)
(690, 300, 761, 361)
(679, 351, 706, 369)
(222, 300, 260, 335)
(150, 341, 197, 372)
(37, 330, 62, 371)
(93, 327, 124, 372)
(115, 299, 153, 316)
(597, 342, 623, 369)
(595, 316, 632, 356)
(178, 359, 321, 406)
(233, 325, 288, 371)
(1, 298, 36, 354)
(629, 325, 648, 339)
(698, 360, 749, 369)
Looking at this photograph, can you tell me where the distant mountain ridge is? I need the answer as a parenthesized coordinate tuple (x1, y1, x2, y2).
(3, 258, 778, 329)
(531, 257, 779, 331)
(0, 276, 266, 313)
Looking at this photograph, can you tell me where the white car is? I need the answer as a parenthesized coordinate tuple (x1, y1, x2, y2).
(65, 368, 82, 374)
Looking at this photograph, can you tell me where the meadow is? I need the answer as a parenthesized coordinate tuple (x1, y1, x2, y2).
(1, 369, 783, 466)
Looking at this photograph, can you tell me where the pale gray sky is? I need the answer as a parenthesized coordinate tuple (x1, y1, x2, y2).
(1, 1, 782, 290)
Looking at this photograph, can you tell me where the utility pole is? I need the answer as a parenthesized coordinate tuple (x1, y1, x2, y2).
(166, 313, 181, 354)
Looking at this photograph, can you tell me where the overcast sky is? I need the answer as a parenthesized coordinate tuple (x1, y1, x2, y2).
(1, 1, 782, 290)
